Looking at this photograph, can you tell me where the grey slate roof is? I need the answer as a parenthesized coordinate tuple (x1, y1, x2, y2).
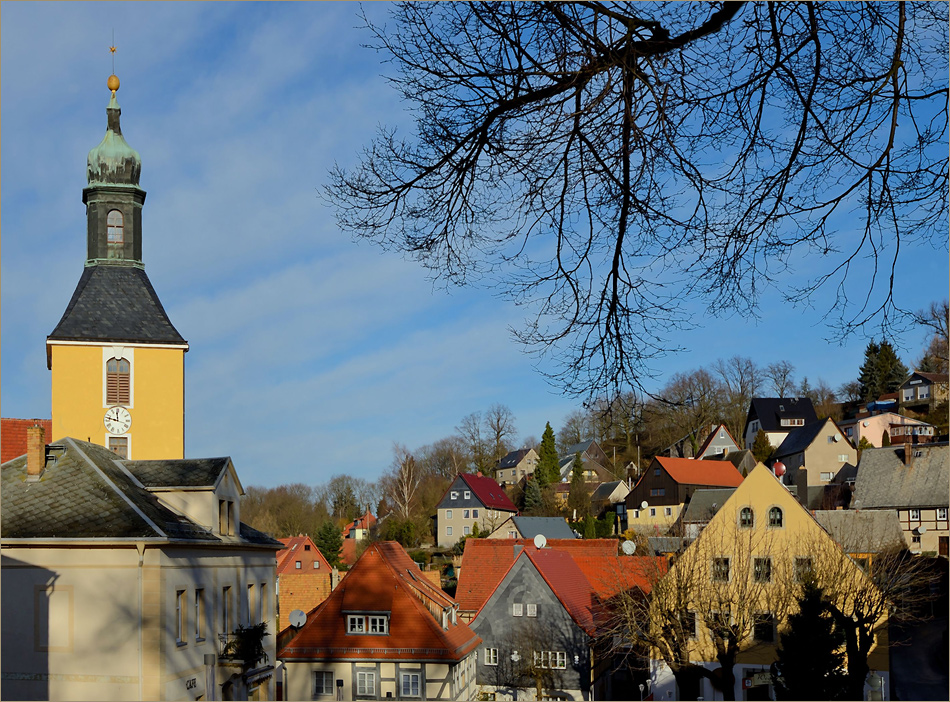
(125, 457, 230, 488)
(498, 449, 530, 470)
(682, 488, 736, 523)
(563, 440, 595, 457)
(747, 397, 818, 433)
(1, 438, 279, 547)
(814, 509, 906, 553)
(702, 449, 757, 475)
(774, 419, 836, 459)
(647, 536, 684, 554)
(48, 265, 186, 345)
(590, 480, 627, 503)
(511, 516, 576, 540)
(853, 444, 950, 510)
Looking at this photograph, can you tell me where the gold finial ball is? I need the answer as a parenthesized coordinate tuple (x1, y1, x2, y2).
(107, 74, 120, 92)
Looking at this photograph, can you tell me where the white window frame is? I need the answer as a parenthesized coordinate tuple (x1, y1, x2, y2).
(820, 472, 835, 482)
(347, 615, 366, 633)
(712, 557, 730, 582)
(753, 557, 772, 583)
(313, 671, 334, 696)
(664, 507, 673, 516)
(526, 603, 537, 617)
(909, 509, 921, 521)
(451, 491, 459, 500)
(369, 616, 388, 634)
(295, 560, 302, 569)
(107, 434, 131, 459)
(446, 526, 453, 536)
(464, 490, 471, 499)
(356, 671, 375, 697)
(512, 603, 524, 617)
(401, 672, 421, 698)
(102, 346, 134, 408)
(221, 585, 232, 634)
(484, 647, 499, 666)
(464, 509, 470, 519)
(473, 508, 479, 518)
(938, 508, 948, 521)
(463, 526, 470, 535)
(649, 508, 656, 517)
(446, 509, 453, 519)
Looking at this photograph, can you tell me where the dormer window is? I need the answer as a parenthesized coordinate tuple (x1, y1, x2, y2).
(347, 614, 389, 634)
(218, 499, 235, 536)
(451, 491, 459, 500)
(464, 490, 471, 499)
(106, 357, 131, 405)
(107, 209, 124, 244)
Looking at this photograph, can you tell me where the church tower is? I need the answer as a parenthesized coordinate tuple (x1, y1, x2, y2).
(47, 75, 188, 459)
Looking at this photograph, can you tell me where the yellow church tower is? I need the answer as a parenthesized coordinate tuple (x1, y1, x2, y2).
(46, 75, 188, 459)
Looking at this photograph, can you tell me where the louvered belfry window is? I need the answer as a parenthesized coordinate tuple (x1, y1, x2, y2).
(106, 357, 130, 405)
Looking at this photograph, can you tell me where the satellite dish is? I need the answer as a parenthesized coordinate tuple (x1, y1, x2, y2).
(640, 501, 649, 510)
(621, 541, 637, 556)
(533, 534, 547, 549)
(289, 609, 307, 628)
(862, 421, 870, 427)
(918, 526, 927, 534)
(834, 434, 841, 442)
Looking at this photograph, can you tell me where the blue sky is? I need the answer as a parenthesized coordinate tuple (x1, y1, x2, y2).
(2, 2, 947, 488)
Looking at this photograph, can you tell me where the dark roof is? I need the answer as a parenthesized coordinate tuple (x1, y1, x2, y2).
(459, 473, 518, 512)
(47, 265, 186, 346)
(498, 448, 531, 470)
(903, 371, 949, 385)
(702, 449, 757, 474)
(511, 516, 576, 540)
(590, 480, 629, 502)
(563, 440, 595, 456)
(747, 397, 818, 433)
(647, 536, 684, 554)
(124, 457, 230, 488)
(773, 418, 845, 459)
(1, 438, 278, 547)
(814, 510, 906, 553)
(681, 488, 737, 523)
(853, 444, 950, 510)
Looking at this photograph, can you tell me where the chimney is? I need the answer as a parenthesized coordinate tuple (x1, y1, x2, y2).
(330, 566, 340, 591)
(26, 423, 46, 481)
(903, 442, 913, 467)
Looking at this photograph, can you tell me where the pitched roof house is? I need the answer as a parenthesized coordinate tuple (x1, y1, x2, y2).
(696, 423, 742, 459)
(487, 515, 576, 540)
(1, 431, 282, 702)
(276, 535, 334, 631)
(590, 479, 632, 521)
(496, 448, 540, 486)
(743, 397, 819, 450)
(898, 371, 949, 415)
(557, 439, 615, 483)
(278, 542, 480, 701)
(435, 473, 518, 548)
(772, 417, 857, 486)
(853, 443, 950, 555)
(838, 411, 936, 447)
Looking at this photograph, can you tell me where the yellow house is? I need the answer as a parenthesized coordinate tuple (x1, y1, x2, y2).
(46, 76, 187, 460)
(647, 464, 889, 701)
(1, 430, 282, 701)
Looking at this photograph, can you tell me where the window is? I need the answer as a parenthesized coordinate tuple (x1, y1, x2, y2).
(295, 560, 301, 569)
(854, 557, 869, 572)
(464, 509, 470, 519)
(348, 615, 366, 633)
(106, 209, 125, 245)
(108, 435, 128, 459)
(712, 558, 730, 582)
(222, 586, 232, 633)
(938, 508, 948, 521)
(356, 671, 375, 696)
(780, 418, 805, 427)
(533, 651, 567, 669)
(464, 491, 471, 499)
(794, 557, 814, 582)
(650, 488, 666, 497)
(649, 508, 656, 517)
(463, 526, 470, 535)
(451, 491, 458, 500)
(919, 386, 931, 399)
(680, 610, 697, 639)
(846, 427, 854, 437)
(513, 603, 524, 617)
(768, 506, 784, 528)
(654, 468, 661, 476)
(106, 357, 131, 405)
(246, 584, 255, 625)
(304, 544, 311, 551)
(912, 534, 921, 544)
(260, 582, 267, 624)
(633, 509, 640, 519)
(484, 647, 499, 666)
(909, 509, 921, 521)
(720, 430, 726, 438)
(754, 613, 775, 643)
(369, 616, 388, 634)
(526, 603, 537, 617)
(820, 472, 835, 482)
(664, 507, 673, 516)
(446, 509, 453, 519)
(313, 561, 320, 569)
(218, 500, 235, 536)
(903, 388, 914, 401)
(176, 589, 187, 644)
(446, 526, 453, 536)
(313, 671, 333, 696)
(195, 589, 205, 641)
(753, 557, 772, 583)
(473, 509, 479, 518)
(838, 454, 850, 462)
(739, 507, 754, 528)
(401, 673, 421, 697)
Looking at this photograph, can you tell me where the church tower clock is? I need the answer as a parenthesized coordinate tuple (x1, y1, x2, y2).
(46, 75, 188, 459)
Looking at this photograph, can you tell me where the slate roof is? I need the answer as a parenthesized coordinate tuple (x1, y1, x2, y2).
(279, 542, 480, 662)
(459, 473, 517, 512)
(563, 440, 595, 457)
(647, 536, 685, 554)
(277, 535, 332, 574)
(47, 265, 187, 346)
(814, 510, 906, 553)
(510, 516, 576, 540)
(774, 418, 850, 459)
(1, 437, 279, 548)
(590, 480, 630, 503)
(853, 444, 950, 510)
(681, 488, 737, 523)
(498, 448, 531, 470)
(652, 456, 744, 487)
(904, 372, 949, 385)
(124, 457, 230, 488)
(1, 418, 53, 463)
(747, 397, 818, 432)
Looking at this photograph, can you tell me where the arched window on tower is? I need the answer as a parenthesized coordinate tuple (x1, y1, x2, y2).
(107, 357, 130, 405)
(107, 210, 124, 245)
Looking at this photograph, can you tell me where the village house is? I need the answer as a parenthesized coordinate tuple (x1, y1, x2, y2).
(275, 535, 333, 631)
(496, 448, 540, 486)
(772, 417, 857, 486)
(838, 411, 935, 447)
(487, 516, 576, 540)
(695, 423, 742, 459)
(743, 397, 819, 450)
(435, 473, 518, 548)
(898, 371, 949, 416)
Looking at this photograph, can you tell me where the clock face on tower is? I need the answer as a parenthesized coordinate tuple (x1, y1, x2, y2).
(104, 406, 132, 435)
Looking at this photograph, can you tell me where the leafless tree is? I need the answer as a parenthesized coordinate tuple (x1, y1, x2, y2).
(380, 444, 421, 521)
(457, 411, 491, 474)
(713, 357, 763, 440)
(765, 361, 796, 399)
(327, 2, 948, 401)
(416, 435, 469, 480)
(558, 409, 591, 453)
(485, 403, 519, 469)
(914, 300, 949, 373)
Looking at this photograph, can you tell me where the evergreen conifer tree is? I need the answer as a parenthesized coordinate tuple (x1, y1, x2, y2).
(567, 453, 590, 518)
(582, 514, 597, 539)
(315, 520, 343, 568)
(523, 478, 543, 514)
(881, 431, 891, 447)
(751, 429, 773, 464)
(858, 339, 908, 400)
(536, 422, 560, 486)
(772, 581, 848, 700)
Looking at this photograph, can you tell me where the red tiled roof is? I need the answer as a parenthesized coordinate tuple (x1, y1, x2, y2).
(279, 542, 480, 662)
(460, 473, 518, 512)
(343, 509, 377, 538)
(522, 548, 596, 635)
(653, 456, 744, 487)
(570, 554, 666, 600)
(277, 535, 332, 575)
(1, 418, 53, 464)
(341, 538, 358, 565)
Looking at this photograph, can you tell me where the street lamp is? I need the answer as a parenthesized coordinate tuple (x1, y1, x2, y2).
(867, 670, 884, 701)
